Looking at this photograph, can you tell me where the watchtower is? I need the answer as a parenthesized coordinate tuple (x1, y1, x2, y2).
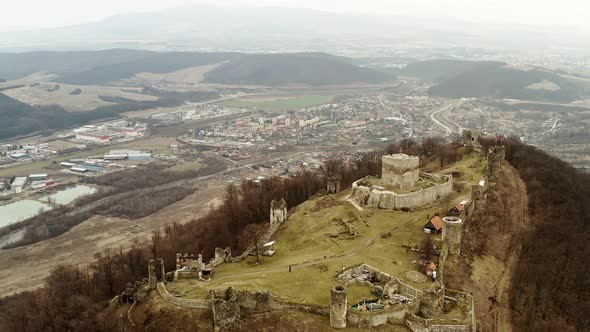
(327, 176, 341, 194)
(330, 285, 347, 329)
(381, 154, 419, 190)
(487, 145, 506, 177)
(442, 217, 463, 255)
(148, 258, 166, 289)
(463, 129, 480, 147)
(270, 199, 287, 226)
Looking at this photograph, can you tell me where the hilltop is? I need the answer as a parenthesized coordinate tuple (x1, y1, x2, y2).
(0, 50, 394, 86)
(402, 59, 584, 102)
(202, 53, 394, 86)
(0, 139, 588, 332)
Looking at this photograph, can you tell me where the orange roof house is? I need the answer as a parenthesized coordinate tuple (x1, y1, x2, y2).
(423, 215, 443, 233)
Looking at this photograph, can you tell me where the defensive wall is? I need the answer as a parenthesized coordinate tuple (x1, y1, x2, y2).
(353, 173, 453, 210)
(157, 282, 211, 309)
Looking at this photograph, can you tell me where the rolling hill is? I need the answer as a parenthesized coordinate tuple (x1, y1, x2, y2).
(0, 50, 394, 87)
(403, 60, 583, 102)
(202, 53, 394, 86)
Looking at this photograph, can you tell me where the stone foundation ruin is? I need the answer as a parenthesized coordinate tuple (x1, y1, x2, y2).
(352, 154, 452, 210)
(332, 264, 474, 331)
(173, 248, 232, 282)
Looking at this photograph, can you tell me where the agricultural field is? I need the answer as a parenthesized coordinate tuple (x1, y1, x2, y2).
(216, 94, 334, 112)
(2, 82, 157, 112)
(133, 64, 221, 84)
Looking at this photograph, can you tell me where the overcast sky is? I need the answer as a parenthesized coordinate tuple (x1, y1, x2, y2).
(2, 0, 589, 32)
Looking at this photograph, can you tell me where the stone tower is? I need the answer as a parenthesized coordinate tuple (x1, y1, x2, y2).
(148, 259, 156, 289)
(327, 176, 341, 194)
(487, 145, 506, 178)
(442, 216, 463, 255)
(462, 129, 480, 147)
(330, 285, 347, 329)
(156, 258, 165, 283)
(270, 199, 287, 226)
(471, 185, 486, 211)
(381, 154, 419, 190)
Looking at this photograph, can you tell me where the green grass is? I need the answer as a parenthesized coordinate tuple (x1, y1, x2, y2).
(216, 95, 334, 112)
(168, 154, 488, 307)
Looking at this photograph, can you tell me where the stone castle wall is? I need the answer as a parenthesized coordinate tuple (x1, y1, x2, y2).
(405, 313, 472, 332)
(355, 173, 453, 210)
(157, 282, 211, 309)
(347, 305, 409, 328)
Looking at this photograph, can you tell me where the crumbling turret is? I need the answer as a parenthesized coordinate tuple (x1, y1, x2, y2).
(327, 176, 341, 194)
(330, 285, 347, 329)
(211, 288, 241, 332)
(270, 199, 287, 226)
(418, 282, 445, 318)
(442, 216, 463, 255)
(487, 145, 505, 179)
(148, 259, 156, 289)
(462, 129, 480, 147)
(148, 258, 166, 289)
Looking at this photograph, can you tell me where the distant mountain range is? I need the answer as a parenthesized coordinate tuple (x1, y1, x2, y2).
(1, 5, 588, 53)
(402, 60, 586, 102)
(0, 50, 394, 86)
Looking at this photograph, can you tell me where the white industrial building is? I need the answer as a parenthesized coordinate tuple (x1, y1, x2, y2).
(74, 131, 110, 144)
(11, 176, 28, 193)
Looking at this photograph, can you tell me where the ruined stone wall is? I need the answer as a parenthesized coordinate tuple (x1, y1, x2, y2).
(109, 295, 120, 309)
(327, 177, 341, 194)
(418, 282, 445, 319)
(270, 199, 287, 226)
(405, 313, 473, 332)
(347, 305, 410, 328)
(156, 282, 211, 309)
(207, 287, 328, 315)
(365, 174, 453, 210)
(127, 302, 137, 327)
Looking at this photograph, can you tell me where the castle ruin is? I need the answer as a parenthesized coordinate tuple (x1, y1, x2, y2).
(269, 199, 287, 226)
(442, 216, 463, 256)
(382, 154, 420, 189)
(352, 154, 453, 210)
(327, 176, 341, 194)
(330, 285, 348, 329)
(148, 258, 166, 289)
(462, 129, 481, 147)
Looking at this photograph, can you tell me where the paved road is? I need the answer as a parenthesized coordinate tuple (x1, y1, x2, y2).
(378, 95, 406, 124)
(429, 104, 456, 135)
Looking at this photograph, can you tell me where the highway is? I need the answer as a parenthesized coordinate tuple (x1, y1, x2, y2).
(429, 102, 464, 135)
(429, 104, 455, 135)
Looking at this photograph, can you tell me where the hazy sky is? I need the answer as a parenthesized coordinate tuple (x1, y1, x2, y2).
(2, 0, 589, 32)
